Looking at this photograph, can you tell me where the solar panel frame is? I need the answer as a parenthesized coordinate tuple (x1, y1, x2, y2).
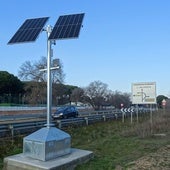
(8, 17, 49, 44)
(48, 13, 84, 40)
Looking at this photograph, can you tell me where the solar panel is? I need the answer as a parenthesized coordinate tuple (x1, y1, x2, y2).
(8, 17, 49, 44)
(48, 13, 84, 40)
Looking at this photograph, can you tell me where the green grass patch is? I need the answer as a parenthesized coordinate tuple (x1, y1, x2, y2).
(66, 120, 169, 170)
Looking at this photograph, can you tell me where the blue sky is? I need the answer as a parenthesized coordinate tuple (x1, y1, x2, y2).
(1, 0, 170, 96)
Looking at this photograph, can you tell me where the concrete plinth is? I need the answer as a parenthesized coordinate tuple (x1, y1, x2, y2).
(3, 148, 93, 170)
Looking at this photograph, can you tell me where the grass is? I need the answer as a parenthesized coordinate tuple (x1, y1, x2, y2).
(0, 110, 169, 169)
(68, 119, 169, 170)
(0, 137, 23, 169)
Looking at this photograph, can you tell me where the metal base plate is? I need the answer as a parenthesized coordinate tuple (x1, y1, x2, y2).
(23, 127, 71, 161)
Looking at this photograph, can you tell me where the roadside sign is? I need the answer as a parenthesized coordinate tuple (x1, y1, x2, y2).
(121, 108, 134, 113)
(162, 99, 166, 106)
(132, 82, 156, 104)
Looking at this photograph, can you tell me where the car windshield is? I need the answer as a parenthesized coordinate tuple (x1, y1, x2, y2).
(57, 107, 67, 112)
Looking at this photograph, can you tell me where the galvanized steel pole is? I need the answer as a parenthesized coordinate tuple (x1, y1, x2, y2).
(46, 25, 52, 128)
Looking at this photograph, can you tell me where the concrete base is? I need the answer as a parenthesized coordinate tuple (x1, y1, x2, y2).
(3, 148, 93, 170)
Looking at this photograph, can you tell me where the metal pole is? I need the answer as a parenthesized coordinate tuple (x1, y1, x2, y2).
(122, 112, 124, 123)
(136, 104, 139, 123)
(46, 25, 52, 128)
(150, 104, 153, 134)
(131, 110, 133, 124)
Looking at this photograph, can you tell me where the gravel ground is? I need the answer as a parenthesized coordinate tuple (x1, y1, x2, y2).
(125, 145, 170, 170)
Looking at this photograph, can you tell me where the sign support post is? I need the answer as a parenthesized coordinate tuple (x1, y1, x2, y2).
(150, 104, 153, 134)
(130, 111, 133, 124)
(132, 82, 157, 133)
(162, 99, 166, 115)
(136, 104, 139, 123)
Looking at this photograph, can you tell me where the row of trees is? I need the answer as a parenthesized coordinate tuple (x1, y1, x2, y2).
(0, 70, 131, 109)
(0, 71, 24, 104)
(71, 81, 131, 109)
(0, 57, 168, 109)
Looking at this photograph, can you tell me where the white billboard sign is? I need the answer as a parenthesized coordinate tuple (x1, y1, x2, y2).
(132, 82, 156, 104)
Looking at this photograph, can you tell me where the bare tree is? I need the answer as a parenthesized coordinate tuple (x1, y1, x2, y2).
(18, 56, 65, 105)
(84, 81, 131, 110)
(18, 56, 65, 83)
(107, 90, 131, 108)
(71, 87, 84, 104)
(84, 81, 109, 110)
(23, 81, 46, 105)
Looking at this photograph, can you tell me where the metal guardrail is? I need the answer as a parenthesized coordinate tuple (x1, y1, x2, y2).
(0, 106, 47, 111)
(0, 120, 46, 137)
(0, 109, 151, 138)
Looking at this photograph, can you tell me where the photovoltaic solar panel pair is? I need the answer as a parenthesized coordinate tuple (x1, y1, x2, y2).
(8, 13, 85, 44)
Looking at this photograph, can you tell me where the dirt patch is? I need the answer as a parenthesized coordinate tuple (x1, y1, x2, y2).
(126, 145, 170, 170)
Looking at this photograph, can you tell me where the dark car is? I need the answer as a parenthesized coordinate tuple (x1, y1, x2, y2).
(52, 106, 79, 119)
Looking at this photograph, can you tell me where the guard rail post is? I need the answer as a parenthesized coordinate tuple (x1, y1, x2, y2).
(103, 115, 106, 122)
(57, 120, 62, 129)
(84, 117, 88, 126)
(8, 124, 14, 144)
(115, 114, 118, 120)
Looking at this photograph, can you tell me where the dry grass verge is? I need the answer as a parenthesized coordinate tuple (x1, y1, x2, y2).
(122, 110, 170, 138)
